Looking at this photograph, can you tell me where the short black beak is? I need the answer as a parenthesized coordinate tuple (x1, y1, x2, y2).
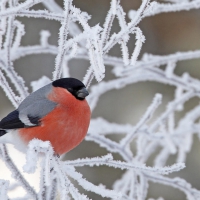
(76, 87, 89, 99)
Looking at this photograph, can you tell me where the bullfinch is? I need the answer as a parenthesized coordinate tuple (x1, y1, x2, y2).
(0, 78, 91, 155)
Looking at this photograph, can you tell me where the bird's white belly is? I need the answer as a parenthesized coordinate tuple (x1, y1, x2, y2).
(0, 130, 27, 153)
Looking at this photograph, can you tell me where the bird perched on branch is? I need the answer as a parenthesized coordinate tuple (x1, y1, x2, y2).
(0, 78, 91, 155)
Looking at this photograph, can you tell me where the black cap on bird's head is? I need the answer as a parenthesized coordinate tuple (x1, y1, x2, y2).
(52, 78, 89, 100)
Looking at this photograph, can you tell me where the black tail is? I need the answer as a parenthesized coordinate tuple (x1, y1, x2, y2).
(0, 129, 6, 137)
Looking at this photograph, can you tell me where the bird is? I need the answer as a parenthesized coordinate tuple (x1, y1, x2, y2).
(0, 78, 91, 155)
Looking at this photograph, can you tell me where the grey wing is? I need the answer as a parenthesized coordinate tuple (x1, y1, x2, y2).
(0, 84, 57, 130)
(18, 99, 57, 127)
(19, 83, 53, 109)
(18, 84, 57, 127)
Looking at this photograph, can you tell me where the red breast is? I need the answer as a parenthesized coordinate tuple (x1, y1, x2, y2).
(18, 87, 91, 155)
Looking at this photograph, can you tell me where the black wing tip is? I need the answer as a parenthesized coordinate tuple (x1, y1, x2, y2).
(27, 115, 41, 126)
(0, 129, 6, 137)
(0, 110, 25, 129)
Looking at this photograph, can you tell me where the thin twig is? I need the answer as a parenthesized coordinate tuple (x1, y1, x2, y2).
(0, 144, 38, 199)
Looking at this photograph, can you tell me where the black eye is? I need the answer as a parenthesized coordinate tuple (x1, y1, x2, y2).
(67, 88, 73, 92)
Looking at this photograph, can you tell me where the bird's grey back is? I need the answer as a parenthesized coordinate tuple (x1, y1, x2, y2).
(18, 83, 57, 124)
(19, 83, 53, 110)
(0, 83, 58, 130)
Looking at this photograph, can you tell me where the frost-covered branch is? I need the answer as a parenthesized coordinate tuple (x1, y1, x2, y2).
(144, 0, 200, 17)
(65, 154, 185, 175)
(0, 0, 200, 199)
(145, 173, 200, 199)
(0, 144, 37, 199)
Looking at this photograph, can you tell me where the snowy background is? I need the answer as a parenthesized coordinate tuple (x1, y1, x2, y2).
(1, 0, 200, 199)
